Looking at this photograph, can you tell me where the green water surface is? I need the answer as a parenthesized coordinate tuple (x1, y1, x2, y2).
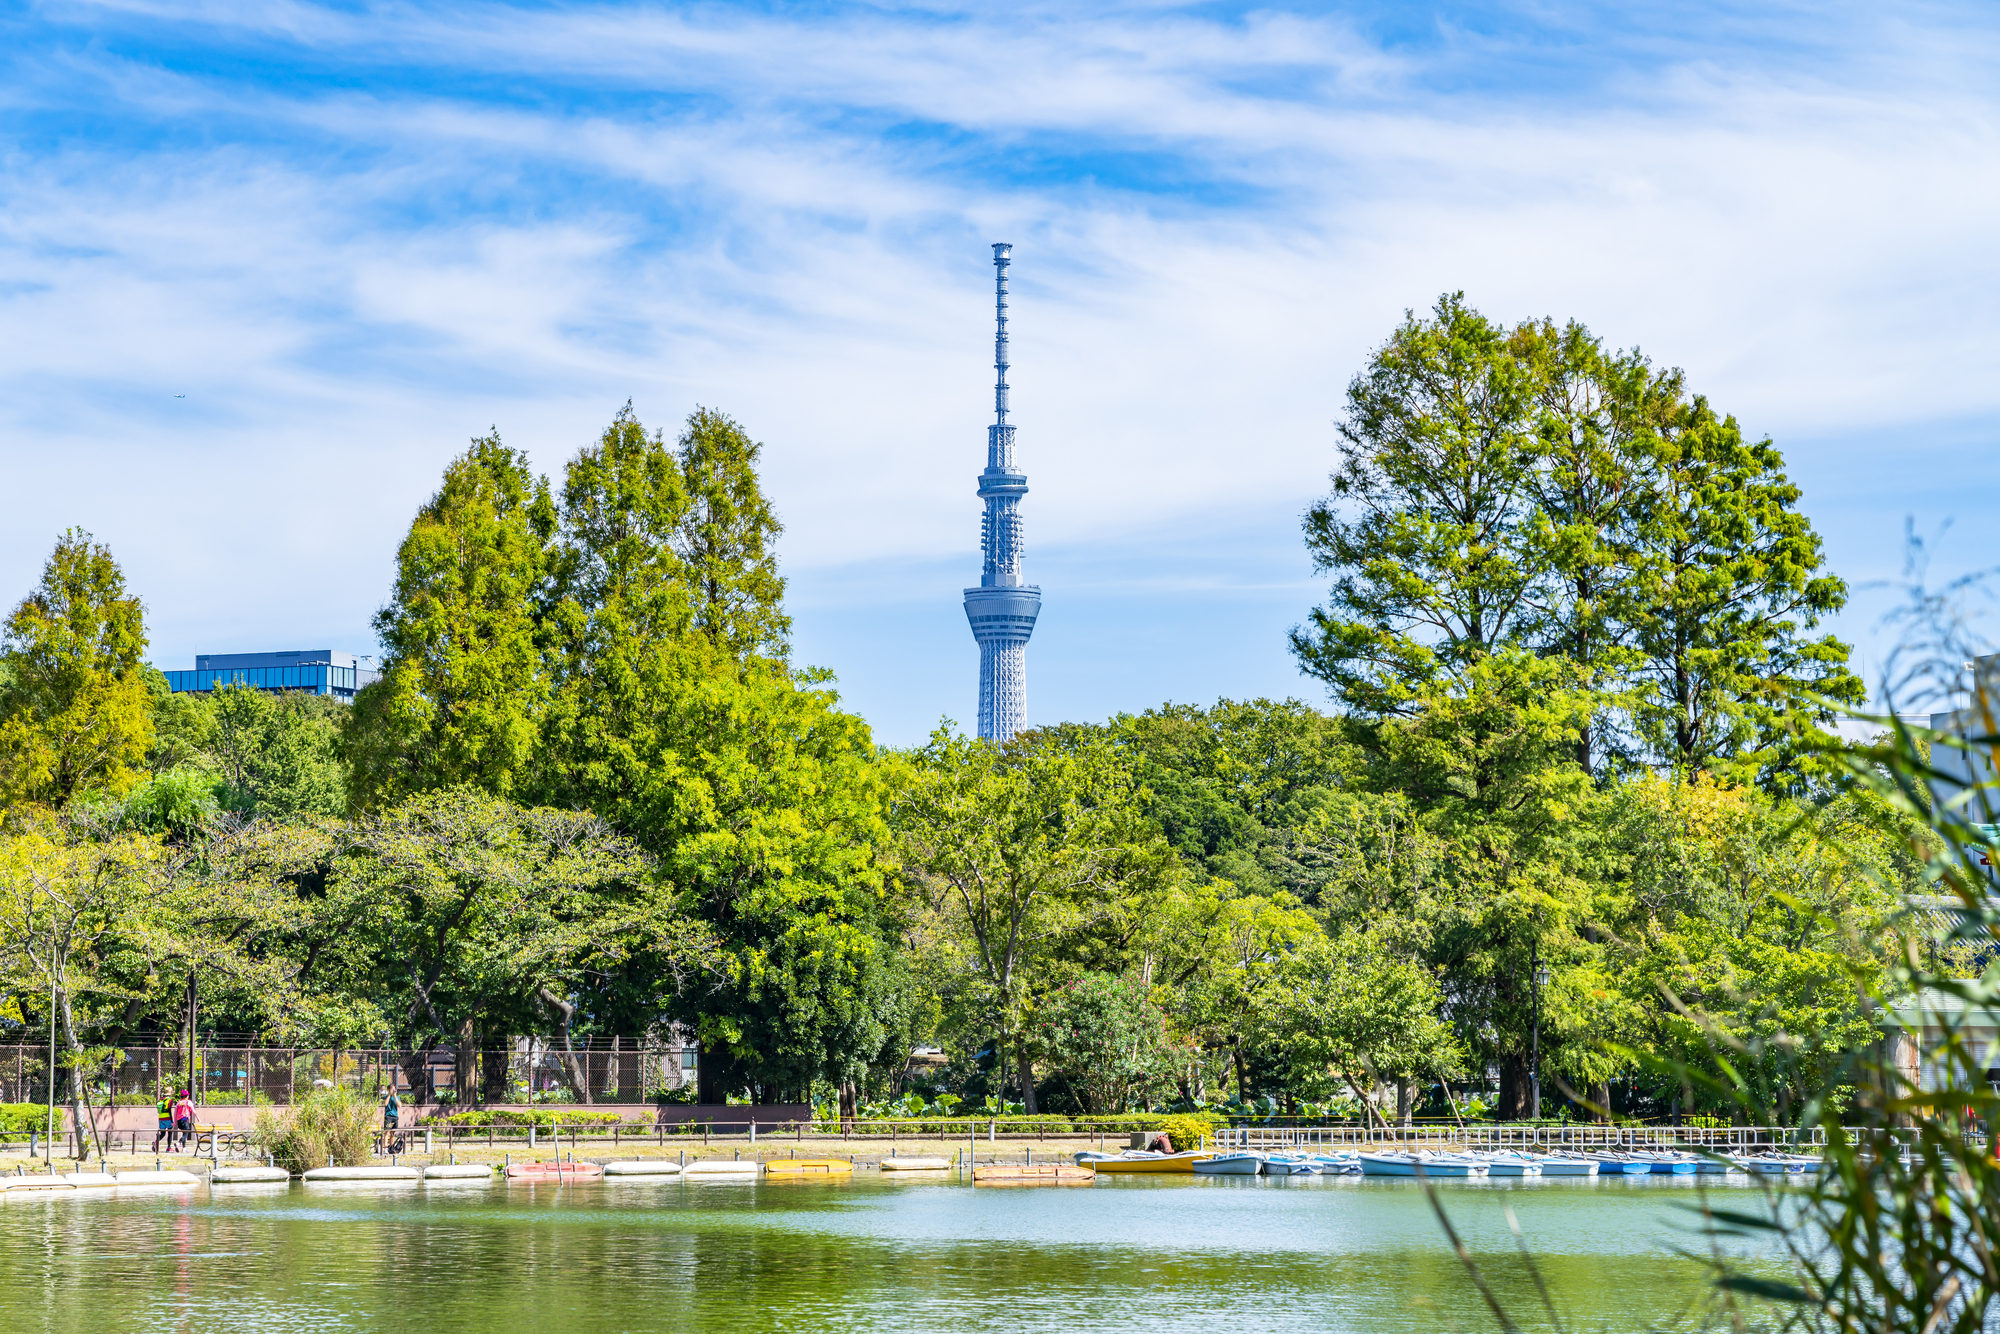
(0, 1171, 1776, 1333)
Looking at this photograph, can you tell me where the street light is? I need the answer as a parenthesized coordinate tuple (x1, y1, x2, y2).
(1530, 954, 1551, 1122)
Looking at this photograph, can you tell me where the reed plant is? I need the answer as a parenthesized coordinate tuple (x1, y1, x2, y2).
(1427, 613, 2000, 1333)
(252, 1088, 376, 1173)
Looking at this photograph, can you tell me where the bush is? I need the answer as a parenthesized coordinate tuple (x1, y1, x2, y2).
(0, 1103, 66, 1134)
(425, 1109, 633, 1136)
(253, 1089, 377, 1173)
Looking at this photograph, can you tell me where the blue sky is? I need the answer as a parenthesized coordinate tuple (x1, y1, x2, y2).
(4, 0, 1998, 744)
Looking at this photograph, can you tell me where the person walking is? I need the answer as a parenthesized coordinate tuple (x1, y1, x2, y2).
(382, 1088, 402, 1153)
(171, 1089, 195, 1151)
(151, 1091, 173, 1153)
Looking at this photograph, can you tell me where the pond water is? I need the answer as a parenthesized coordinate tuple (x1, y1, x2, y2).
(0, 1171, 1778, 1333)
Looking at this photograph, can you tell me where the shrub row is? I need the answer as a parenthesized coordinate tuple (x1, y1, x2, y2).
(0, 1103, 65, 1134)
(425, 1109, 635, 1132)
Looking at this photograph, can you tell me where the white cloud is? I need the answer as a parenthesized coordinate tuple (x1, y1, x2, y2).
(4, 1, 1998, 735)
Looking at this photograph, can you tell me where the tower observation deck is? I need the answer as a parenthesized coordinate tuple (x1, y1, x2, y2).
(963, 243, 1041, 742)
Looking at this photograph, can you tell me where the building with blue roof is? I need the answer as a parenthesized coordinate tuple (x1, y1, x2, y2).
(163, 650, 379, 701)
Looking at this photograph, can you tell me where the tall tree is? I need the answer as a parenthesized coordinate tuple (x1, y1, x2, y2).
(1292, 294, 1542, 716)
(1624, 395, 1863, 789)
(1513, 319, 1667, 776)
(672, 407, 790, 663)
(0, 530, 153, 810)
(347, 434, 555, 809)
(536, 405, 893, 1104)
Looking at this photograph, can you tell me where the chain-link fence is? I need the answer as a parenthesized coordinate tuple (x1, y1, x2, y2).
(0, 1039, 699, 1108)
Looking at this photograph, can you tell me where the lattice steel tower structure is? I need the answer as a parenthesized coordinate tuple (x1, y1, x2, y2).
(962, 243, 1041, 742)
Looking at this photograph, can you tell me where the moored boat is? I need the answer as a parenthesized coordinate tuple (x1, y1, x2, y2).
(973, 1164, 1093, 1185)
(1580, 1153, 1653, 1175)
(1469, 1152, 1542, 1177)
(504, 1161, 604, 1182)
(1308, 1153, 1362, 1175)
(1358, 1151, 1489, 1178)
(1260, 1154, 1320, 1176)
(764, 1158, 854, 1177)
(1191, 1152, 1264, 1176)
(1525, 1153, 1599, 1176)
(1073, 1150, 1214, 1174)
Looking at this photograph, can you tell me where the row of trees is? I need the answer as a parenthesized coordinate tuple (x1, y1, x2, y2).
(0, 299, 1927, 1139)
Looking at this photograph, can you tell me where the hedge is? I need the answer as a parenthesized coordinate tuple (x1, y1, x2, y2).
(425, 1109, 637, 1134)
(0, 1103, 67, 1134)
(810, 1112, 1225, 1145)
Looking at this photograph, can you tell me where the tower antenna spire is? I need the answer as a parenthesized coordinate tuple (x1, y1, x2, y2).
(962, 243, 1041, 742)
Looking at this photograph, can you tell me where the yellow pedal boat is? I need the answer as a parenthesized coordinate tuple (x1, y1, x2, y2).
(763, 1158, 855, 1177)
(1073, 1151, 1214, 1174)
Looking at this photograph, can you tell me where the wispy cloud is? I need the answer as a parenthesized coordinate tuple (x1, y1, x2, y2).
(4, 0, 1996, 738)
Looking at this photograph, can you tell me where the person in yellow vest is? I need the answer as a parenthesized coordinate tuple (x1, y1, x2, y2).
(152, 1091, 173, 1152)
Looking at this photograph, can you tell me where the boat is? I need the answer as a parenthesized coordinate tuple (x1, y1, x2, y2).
(504, 1161, 604, 1182)
(1191, 1152, 1264, 1175)
(1073, 1150, 1213, 1174)
(305, 1165, 423, 1182)
(104, 1169, 202, 1187)
(1308, 1153, 1362, 1175)
(1259, 1154, 1320, 1176)
(682, 1159, 760, 1176)
(972, 1164, 1093, 1185)
(764, 1158, 854, 1177)
(1579, 1153, 1654, 1176)
(1469, 1152, 1542, 1177)
(421, 1164, 494, 1181)
(1358, 1152, 1489, 1178)
(1525, 1153, 1599, 1177)
(1734, 1152, 1817, 1174)
(211, 1166, 293, 1184)
(601, 1160, 680, 1176)
(1627, 1151, 1699, 1175)
(0, 1175, 75, 1193)
(878, 1156, 953, 1172)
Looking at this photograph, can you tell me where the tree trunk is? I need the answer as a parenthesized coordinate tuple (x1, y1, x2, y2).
(535, 987, 590, 1103)
(456, 1018, 477, 1108)
(1233, 1044, 1250, 1101)
(1396, 1077, 1412, 1128)
(1017, 1051, 1038, 1115)
(1497, 1055, 1529, 1121)
(696, 1046, 727, 1105)
(57, 988, 94, 1161)
(1589, 1081, 1612, 1123)
(482, 1031, 511, 1104)
(838, 1081, 857, 1133)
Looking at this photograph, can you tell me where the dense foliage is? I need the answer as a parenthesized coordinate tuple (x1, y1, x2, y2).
(0, 306, 1930, 1142)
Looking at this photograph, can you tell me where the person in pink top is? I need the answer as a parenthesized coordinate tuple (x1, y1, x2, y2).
(171, 1089, 195, 1150)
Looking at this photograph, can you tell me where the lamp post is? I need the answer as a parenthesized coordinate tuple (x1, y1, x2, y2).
(1530, 951, 1550, 1122)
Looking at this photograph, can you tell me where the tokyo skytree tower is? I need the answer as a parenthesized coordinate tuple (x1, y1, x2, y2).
(962, 243, 1041, 742)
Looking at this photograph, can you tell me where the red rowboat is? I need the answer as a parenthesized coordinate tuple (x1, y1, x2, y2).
(505, 1161, 605, 1182)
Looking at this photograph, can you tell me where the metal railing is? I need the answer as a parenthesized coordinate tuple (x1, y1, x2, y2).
(0, 1042, 697, 1108)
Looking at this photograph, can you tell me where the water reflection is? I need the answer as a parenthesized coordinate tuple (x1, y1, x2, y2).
(0, 1173, 1772, 1333)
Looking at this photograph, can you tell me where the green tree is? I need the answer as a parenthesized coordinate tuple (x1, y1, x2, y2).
(533, 406, 895, 1104)
(1291, 294, 1541, 716)
(1262, 928, 1463, 1125)
(305, 788, 698, 1104)
(207, 685, 347, 818)
(896, 724, 1182, 1114)
(1116, 698, 1361, 900)
(0, 530, 153, 810)
(1623, 393, 1863, 789)
(1512, 319, 1665, 775)
(672, 407, 789, 663)
(348, 434, 555, 809)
